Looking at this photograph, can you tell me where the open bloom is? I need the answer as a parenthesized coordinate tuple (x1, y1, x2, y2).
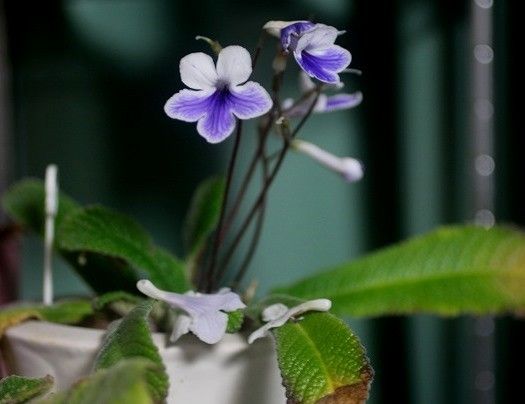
(292, 139, 363, 183)
(137, 280, 246, 344)
(283, 72, 363, 117)
(164, 46, 273, 143)
(265, 20, 351, 84)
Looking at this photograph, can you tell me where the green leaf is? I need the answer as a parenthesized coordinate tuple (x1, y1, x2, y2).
(1, 179, 138, 295)
(0, 375, 53, 404)
(58, 205, 189, 292)
(94, 301, 169, 402)
(2, 179, 79, 236)
(92, 291, 143, 312)
(273, 312, 372, 404)
(226, 309, 244, 333)
(38, 359, 156, 404)
(183, 176, 225, 257)
(274, 225, 525, 317)
(0, 300, 93, 338)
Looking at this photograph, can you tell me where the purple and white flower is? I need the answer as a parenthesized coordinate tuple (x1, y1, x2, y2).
(164, 46, 273, 143)
(292, 139, 363, 183)
(137, 280, 246, 344)
(264, 20, 351, 84)
(283, 71, 363, 117)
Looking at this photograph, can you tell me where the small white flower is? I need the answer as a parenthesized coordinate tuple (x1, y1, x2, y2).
(292, 139, 364, 183)
(248, 299, 332, 344)
(137, 280, 246, 344)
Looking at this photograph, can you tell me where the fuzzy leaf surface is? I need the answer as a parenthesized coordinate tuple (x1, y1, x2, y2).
(94, 301, 168, 402)
(58, 205, 189, 292)
(0, 300, 93, 338)
(0, 375, 53, 404)
(38, 359, 155, 404)
(273, 312, 372, 404)
(274, 226, 525, 317)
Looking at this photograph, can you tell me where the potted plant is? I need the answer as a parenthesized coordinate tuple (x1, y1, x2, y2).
(1, 19, 525, 404)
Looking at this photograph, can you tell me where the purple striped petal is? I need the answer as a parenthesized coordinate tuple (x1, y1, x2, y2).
(280, 21, 316, 51)
(164, 88, 214, 122)
(229, 81, 273, 119)
(324, 92, 363, 112)
(295, 45, 351, 84)
(196, 90, 236, 143)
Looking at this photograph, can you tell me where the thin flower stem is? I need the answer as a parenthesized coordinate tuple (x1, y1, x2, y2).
(230, 136, 270, 289)
(222, 67, 284, 233)
(204, 121, 243, 292)
(252, 31, 267, 68)
(214, 89, 321, 285)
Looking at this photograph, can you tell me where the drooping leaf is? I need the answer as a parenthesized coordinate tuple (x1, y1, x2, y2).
(1, 179, 139, 295)
(274, 225, 525, 317)
(0, 300, 93, 338)
(273, 312, 372, 404)
(92, 291, 143, 312)
(2, 179, 79, 236)
(38, 359, 156, 404)
(94, 301, 169, 402)
(226, 309, 244, 333)
(58, 205, 189, 292)
(0, 375, 53, 404)
(183, 176, 225, 257)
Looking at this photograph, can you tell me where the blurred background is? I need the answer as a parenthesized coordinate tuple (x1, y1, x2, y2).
(0, 0, 522, 403)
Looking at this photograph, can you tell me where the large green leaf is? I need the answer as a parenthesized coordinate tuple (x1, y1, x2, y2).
(183, 176, 225, 257)
(94, 301, 169, 402)
(0, 375, 53, 404)
(58, 205, 189, 292)
(274, 225, 525, 317)
(273, 312, 372, 404)
(2, 179, 79, 236)
(0, 300, 93, 338)
(1, 179, 139, 295)
(38, 359, 156, 404)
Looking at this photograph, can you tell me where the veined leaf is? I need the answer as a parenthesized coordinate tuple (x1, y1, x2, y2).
(183, 176, 225, 257)
(58, 205, 189, 292)
(38, 359, 156, 404)
(274, 225, 525, 317)
(0, 375, 53, 404)
(2, 179, 79, 236)
(0, 300, 93, 338)
(1, 180, 139, 295)
(273, 312, 372, 404)
(94, 301, 169, 402)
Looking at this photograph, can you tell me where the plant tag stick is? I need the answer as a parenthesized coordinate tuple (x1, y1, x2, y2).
(43, 165, 58, 306)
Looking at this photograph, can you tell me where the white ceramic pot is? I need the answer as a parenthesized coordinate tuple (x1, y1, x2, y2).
(1, 321, 286, 404)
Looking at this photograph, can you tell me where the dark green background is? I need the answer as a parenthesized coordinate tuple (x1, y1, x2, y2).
(1, 1, 523, 403)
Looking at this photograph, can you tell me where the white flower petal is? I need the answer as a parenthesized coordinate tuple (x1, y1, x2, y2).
(296, 24, 339, 53)
(190, 311, 228, 344)
(216, 45, 252, 86)
(262, 303, 289, 322)
(180, 52, 218, 90)
(170, 314, 192, 343)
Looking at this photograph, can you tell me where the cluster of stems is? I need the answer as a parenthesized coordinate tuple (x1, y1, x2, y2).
(199, 33, 321, 293)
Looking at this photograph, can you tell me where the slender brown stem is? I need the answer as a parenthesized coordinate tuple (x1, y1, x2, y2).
(230, 135, 270, 289)
(204, 122, 243, 291)
(214, 89, 321, 285)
